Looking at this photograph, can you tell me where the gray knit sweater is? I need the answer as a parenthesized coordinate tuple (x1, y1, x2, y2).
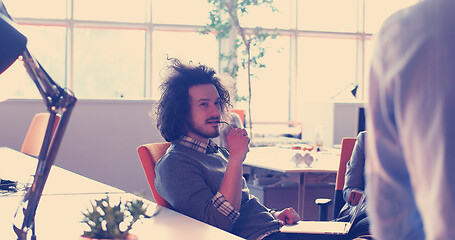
(155, 142, 281, 240)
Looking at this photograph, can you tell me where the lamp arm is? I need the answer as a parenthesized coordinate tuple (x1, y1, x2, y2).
(0, 2, 78, 237)
(21, 49, 76, 112)
(22, 50, 60, 107)
(12, 49, 77, 239)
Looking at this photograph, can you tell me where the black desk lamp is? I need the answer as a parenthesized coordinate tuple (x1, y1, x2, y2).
(0, 3, 77, 240)
(330, 82, 358, 100)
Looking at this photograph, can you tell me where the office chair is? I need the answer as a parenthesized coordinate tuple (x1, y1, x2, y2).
(137, 142, 171, 208)
(21, 112, 61, 157)
(315, 137, 356, 221)
(232, 109, 245, 128)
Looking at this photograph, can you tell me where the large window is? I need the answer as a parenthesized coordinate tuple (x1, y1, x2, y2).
(0, 0, 420, 122)
(239, 0, 293, 29)
(0, 24, 66, 99)
(236, 36, 291, 122)
(151, 30, 218, 98)
(73, 28, 146, 99)
(298, 0, 358, 32)
(152, 0, 211, 25)
(2, 0, 67, 19)
(74, 0, 149, 23)
(298, 36, 357, 102)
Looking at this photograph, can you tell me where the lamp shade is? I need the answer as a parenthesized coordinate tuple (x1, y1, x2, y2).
(351, 84, 358, 98)
(0, 14, 27, 75)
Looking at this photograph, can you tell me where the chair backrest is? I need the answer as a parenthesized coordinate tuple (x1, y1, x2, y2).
(232, 109, 245, 127)
(137, 142, 171, 208)
(21, 113, 61, 157)
(333, 137, 356, 218)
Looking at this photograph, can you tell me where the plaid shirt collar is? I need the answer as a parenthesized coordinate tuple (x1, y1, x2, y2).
(175, 136, 218, 154)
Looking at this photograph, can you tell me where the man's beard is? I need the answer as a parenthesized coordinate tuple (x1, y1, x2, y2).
(188, 120, 220, 139)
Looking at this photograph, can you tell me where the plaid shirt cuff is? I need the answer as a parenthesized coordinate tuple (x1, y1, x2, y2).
(212, 192, 240, 223)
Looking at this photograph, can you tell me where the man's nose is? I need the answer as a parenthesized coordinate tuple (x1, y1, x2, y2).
(208, 103, 221, 115)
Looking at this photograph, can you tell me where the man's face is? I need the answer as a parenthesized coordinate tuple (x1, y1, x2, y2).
(187, 84, 222, 142)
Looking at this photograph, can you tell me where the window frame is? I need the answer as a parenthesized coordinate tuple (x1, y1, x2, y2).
(3, 0, 420, 123)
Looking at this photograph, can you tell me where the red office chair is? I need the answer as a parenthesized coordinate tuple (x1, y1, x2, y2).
(316, 137, 356, 220)
(21, 112, 61, 157)
(137, 142, 171, 208)
(232, 109, 245, 128)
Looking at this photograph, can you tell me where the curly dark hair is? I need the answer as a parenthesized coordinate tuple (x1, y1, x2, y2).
(155, 59, 232, 142)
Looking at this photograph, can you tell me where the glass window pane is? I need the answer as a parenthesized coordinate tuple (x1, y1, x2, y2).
(365, 0, 420, 33)
(21, 25, 67, 86)
(2, 0, 67, 19)
(151, 31, 219, 99)
(298, 0, 357, 32)
(236, 36, 290, 122)
(74, 0, 149, 22)
(152, 0, 211, 25)
(0, 25, 66, 99)
(363, 39, 375, 100)
(73, 28, 146, 99)
(0, 60, 41, 100)
(298, 37, 357, 102)
(239, 0, 292, 29)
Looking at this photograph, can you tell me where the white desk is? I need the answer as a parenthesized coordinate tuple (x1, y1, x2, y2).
(0, 147, 124, 195)
(0, 194, 243, 240)
(0, 147, 243, 240)
(244, 147, 340, 219)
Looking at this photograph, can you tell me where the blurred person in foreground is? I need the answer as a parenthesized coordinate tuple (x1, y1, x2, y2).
(367, 0, 455, 239)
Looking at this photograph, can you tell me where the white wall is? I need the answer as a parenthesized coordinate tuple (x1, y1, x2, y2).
(0, 99, 164, 200)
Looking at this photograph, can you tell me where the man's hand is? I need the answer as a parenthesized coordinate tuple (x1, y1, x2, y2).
(347, 190, 364, 206)
(272, 207, 300, 226)
(226, 128, 250, 163)
(220, 127, 250, 210)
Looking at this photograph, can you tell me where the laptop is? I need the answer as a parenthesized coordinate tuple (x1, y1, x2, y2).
(280, 194, 365, 235)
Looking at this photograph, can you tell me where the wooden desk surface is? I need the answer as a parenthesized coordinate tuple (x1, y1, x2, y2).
(244, 146, 340, 173)
(0, 147, 243, 239)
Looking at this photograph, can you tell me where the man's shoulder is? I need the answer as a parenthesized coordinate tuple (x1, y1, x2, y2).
(160, 144, 188, 160)
(158, 143, 201, 166)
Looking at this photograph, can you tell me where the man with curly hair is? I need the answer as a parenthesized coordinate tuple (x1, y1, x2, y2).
(153, 59, 322, 240)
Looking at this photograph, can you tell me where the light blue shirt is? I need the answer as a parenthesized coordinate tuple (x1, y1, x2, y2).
(367, 0, 455, 239)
